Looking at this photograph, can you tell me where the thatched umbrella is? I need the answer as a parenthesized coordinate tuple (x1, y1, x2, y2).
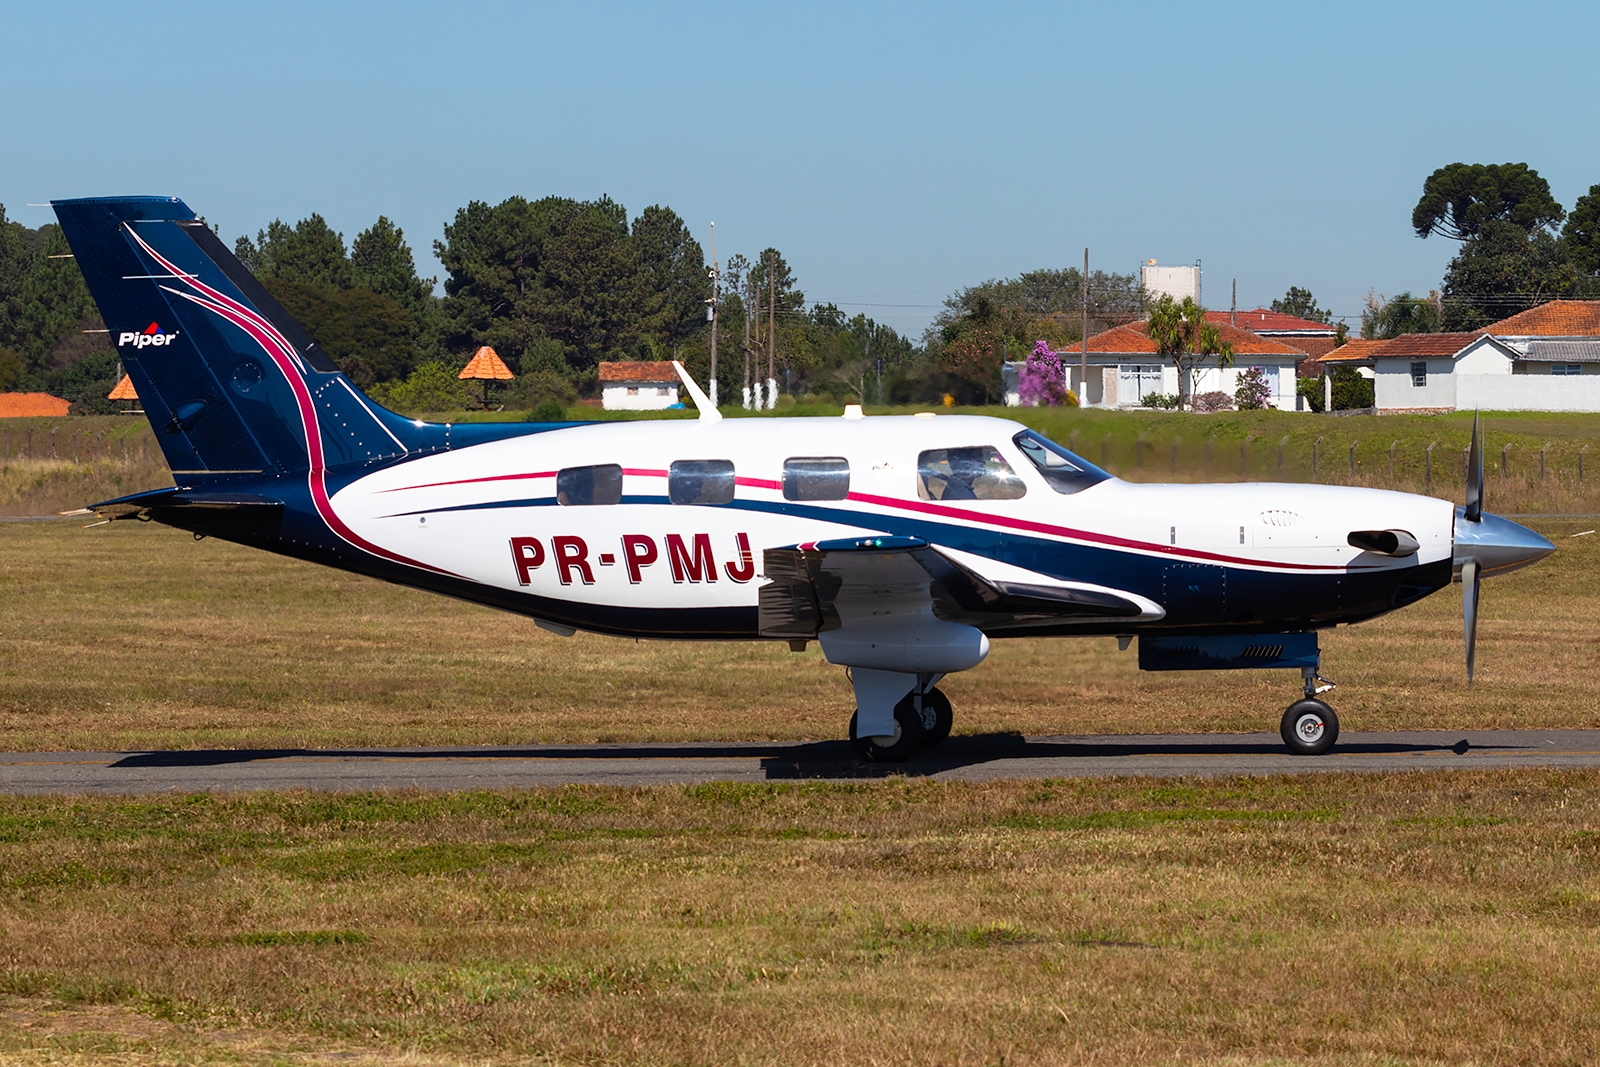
(459, 346, 515, 409)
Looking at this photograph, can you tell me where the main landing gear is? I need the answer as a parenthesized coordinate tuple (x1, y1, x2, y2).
(1281, 665, 1339, 756)
(850, 685, 952, 762)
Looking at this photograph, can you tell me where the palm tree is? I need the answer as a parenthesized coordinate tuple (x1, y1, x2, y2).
(1146, 295, 1233, 410)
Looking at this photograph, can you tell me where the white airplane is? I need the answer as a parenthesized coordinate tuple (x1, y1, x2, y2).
(56, 196, 1556, 760)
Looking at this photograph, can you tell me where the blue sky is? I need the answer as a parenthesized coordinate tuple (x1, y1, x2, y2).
(5, 0, 1598, 339)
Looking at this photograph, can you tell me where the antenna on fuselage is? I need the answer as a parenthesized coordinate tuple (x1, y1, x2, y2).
(672, 361, 722, 422)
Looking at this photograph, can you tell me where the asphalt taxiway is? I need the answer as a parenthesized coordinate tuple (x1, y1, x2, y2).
(1, 729, 1598, 794)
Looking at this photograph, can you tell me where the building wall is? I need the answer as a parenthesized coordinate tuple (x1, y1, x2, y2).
(1455, 374, 1600, 412)
(1139, 264, 1200, 305)
(1375, 359, 1457, 410)
(601, 383, 680, 410)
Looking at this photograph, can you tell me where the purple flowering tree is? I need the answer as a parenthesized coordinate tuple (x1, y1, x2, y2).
(1018, 340, 1067, 406)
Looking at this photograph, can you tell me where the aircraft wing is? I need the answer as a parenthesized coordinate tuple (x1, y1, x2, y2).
(757, 536, 1163, 638)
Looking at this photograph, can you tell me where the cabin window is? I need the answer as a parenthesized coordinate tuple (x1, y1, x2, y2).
(1553, 363, 1583, 376)
(556, 464, 623, 506)
(669, 459, 736, 505)
(917, 447, 1026, 501)
(783, 457, 850, 500)
(1012, 429, 1111, 495)
(1410, 361, 1427, 387)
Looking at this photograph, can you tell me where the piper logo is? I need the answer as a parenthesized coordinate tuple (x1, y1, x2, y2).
(118, 322, 179, 348)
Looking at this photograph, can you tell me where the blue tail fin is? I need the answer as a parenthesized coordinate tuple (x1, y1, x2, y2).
(52, 196, 424, 477)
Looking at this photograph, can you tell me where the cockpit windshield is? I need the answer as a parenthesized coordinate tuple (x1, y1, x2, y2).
(1012, 429, 1113, 495)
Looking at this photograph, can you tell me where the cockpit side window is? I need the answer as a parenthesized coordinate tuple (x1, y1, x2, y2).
(917, 447, 1026, 501)
(556, 464, 623, 505)
(1012, 429, 1112, 495)
(669, 460, 735, 505)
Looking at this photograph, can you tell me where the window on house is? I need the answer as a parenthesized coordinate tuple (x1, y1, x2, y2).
(669, 460, 735, 505)
(782, 457, 850, 501)
(917, 447, 1026, 501)
(556, 464, 623, 506)
(1411, 361, 1427, 387)
(1117, 364, 1163, 401)
(1012, 429, 1111, 495)
(659, 387, 671, 396)
(626, 386, 639, 395)
(1553, 363, 1583, 376)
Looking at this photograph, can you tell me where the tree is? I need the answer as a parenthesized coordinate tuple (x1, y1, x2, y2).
(1412, 162, 1564, 240)
(1563, 184, 1600, 276)
(1270, 286, 1332, 323)
(747, 248, 805, 318)
(235, 214, 353, 289)
(1146, 295, 1233, 410)
(927, 266, 1142, 348)
(631, 205, 709, 350)
(1361, 290, 1442, 339)
(1440, 221, 1579, 330)
(263, 279, 417, 386)
(350, 216, 433, 311)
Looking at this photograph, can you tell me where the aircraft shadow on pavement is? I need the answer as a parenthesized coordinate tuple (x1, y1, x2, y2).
(108, 734, 1507, 780)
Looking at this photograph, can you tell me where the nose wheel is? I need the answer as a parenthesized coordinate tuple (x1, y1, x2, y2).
(1281, 698, 1339, 755)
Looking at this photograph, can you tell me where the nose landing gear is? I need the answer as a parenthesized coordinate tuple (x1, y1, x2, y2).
(1281, 665, 1339, 755)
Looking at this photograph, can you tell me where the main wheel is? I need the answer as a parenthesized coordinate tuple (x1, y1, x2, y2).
(920, 688, 953, 747)
(849, 699, 926, 762)
(1280, 699, 1339, 755)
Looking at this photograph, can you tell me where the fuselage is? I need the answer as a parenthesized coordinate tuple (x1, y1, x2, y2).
(308, 413, 1458, 640)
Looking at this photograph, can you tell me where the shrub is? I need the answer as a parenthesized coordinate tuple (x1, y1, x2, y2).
(1017, 340, 1066, 406)
(375, 362, 471, 414)
(1142, 392, 1179, 409)
(529, 398, 567, 422)
(775, 394, 796, 410)
(1234, 366, 1272, 411)
(1193, 391, 1235, 413)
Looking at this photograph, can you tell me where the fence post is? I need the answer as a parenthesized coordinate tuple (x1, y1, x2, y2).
(1240, 434, 1253, 475)
(1388, 440, 1398, 482)
(72, 429, 80, 463)
(143, 433, 149, 462)
(1277, 435, 1288, 472)
(1100, 433, 1111, 468)
(1582, 444, 1589, 485)
(1313, 436, 1322, 477)
(1349, 440, 1358, 476)
(27, 429, 32, 459)
(1501, 443, 1511, 478)
(2, 427, 6, 463)
(50, 427, 57, 459)
(1135, 433, 1145, 468)
(1540, 441, 1549, 479)
(1170, 437, 1180, 473)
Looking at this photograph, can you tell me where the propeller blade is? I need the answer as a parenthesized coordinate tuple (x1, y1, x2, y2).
(1464, 411, 1483, 523)
(1462, 557, 1480, 685)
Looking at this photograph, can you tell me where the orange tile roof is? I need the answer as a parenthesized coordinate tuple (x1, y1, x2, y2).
(1080, 320, 1306, 356)
(0, 393, 71, 418)
(1314, 338, 1387, 363)
(1368, 332, 1489, 358)
(598, 361, 682, 383)
(458, 346, 515, 381)
(107, 374, 139, 400)
(1484, 300, 1600, 336)
(1203, 309, 1338, 333)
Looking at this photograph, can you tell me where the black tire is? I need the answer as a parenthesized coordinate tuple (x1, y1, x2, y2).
(1280, 699, 1339, 755)
(920, 688, 953, 747)
(849, 699, 926, 762)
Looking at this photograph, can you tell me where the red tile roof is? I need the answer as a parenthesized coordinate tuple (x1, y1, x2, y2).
(598, 361, 682, 383)
(1313, 339, 1387, 363)
(0, 393, 71, 418)
(1368, 332, 1488, 358)
(1484, 300, 1600, 336)
(458, 346, 515, 381)
(1081, 320, 1306, 356)
(1203, 309, 1338, 334)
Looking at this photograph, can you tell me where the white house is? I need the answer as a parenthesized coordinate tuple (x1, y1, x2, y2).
(1371, 302, 1600, 413)
(599, 361, 683, 411)
(1050, 321, 1305, 410)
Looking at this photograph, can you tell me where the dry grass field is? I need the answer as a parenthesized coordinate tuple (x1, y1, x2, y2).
(0, 515, 1591, 753)
(1, 771, 1599, 1065)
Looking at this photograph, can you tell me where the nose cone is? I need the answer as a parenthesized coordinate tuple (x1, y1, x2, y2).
(1454, 508, 1556, 577)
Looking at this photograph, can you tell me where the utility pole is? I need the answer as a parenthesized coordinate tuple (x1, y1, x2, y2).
(707, 222, 718, 408)
(767, 250, 777, 409)
(1080, 248, 1088, 406)
(743, 274, 753, 410)
(1230, 279, 1236, 327)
